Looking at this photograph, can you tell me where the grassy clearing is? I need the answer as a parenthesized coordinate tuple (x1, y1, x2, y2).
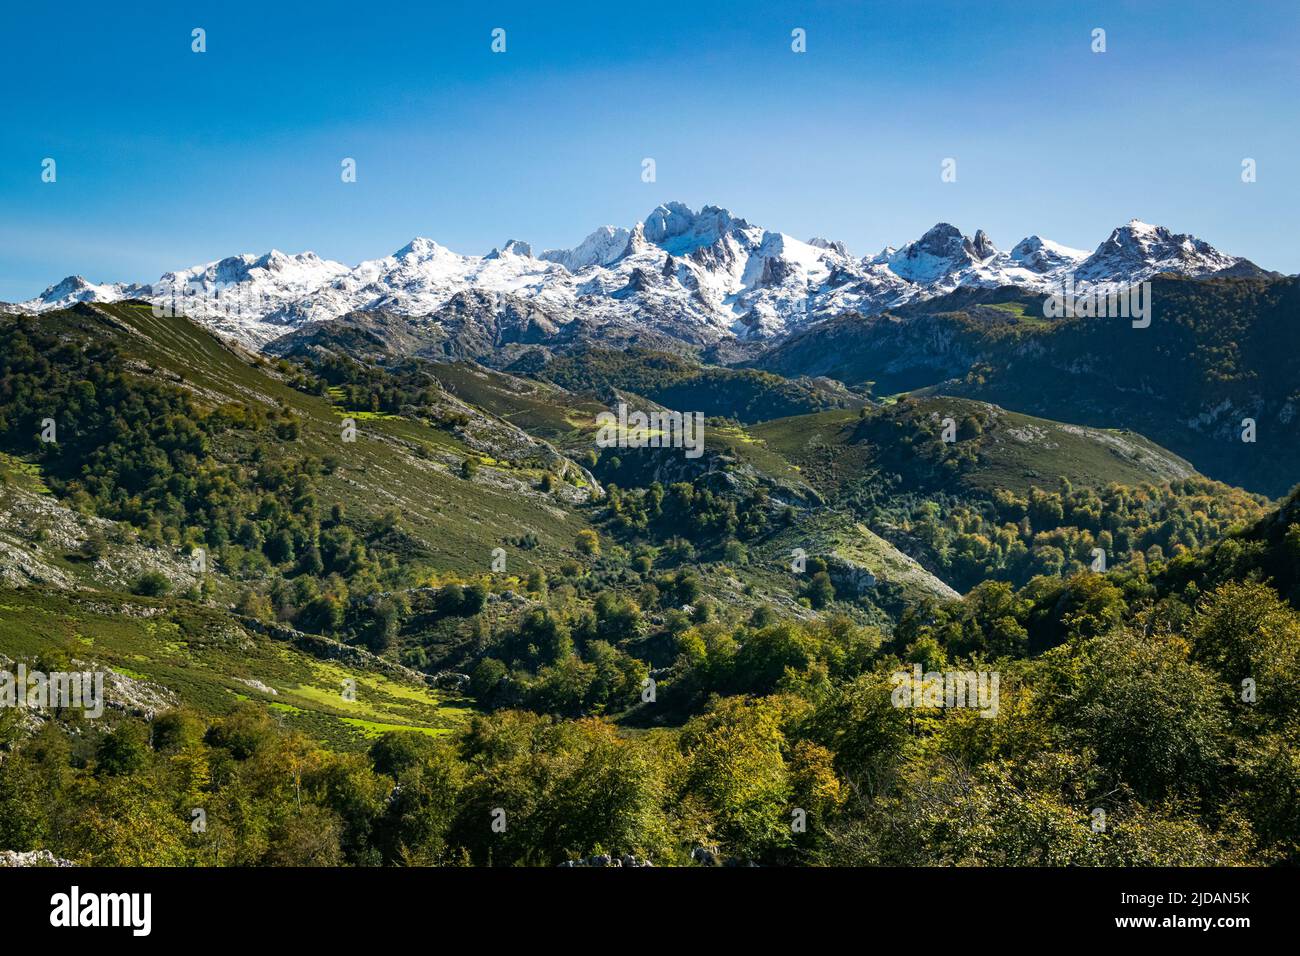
(0, 586, 472, 749)
(0, 451, 52, 495)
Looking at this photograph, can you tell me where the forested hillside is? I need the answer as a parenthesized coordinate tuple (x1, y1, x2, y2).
(754, 275, 1300, 496)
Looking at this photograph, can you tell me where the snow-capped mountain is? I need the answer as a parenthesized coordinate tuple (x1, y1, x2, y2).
(10, 204, 1267, 350)
(149, 250, 353, 343)
(1010, 236, 1090, 274)
(22, 275, 152, 310)
(887, 223, 1000, 284)
(1074, 220, 1252, 283)
(539, 226, 630, 271)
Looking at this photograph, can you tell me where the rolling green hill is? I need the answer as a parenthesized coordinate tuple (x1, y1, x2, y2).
(753, 396, 1202, 498)
(751, 275, 1300, 497)
(539, 345, 870, 424)
(750, 395, 1268, 591)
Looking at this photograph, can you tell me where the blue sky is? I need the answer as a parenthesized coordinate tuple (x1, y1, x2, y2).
(2, 0, 1297, 300)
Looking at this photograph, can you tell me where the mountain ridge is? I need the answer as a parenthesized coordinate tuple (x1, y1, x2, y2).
(10, 204, 1276, 350)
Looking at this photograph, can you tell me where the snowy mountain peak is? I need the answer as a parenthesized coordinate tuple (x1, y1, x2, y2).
(487, 239, 533, 259)
(888, 223, 997, 283)
(807, 237, 851, 258)
(1009, 236, 1090, 273)
(29, 275, 148, 310)
(1077, 220, 1244, 282)
(154, 249, 351, 296)
(394, 237, 455, 260)
(642, 202, 755, 255)
(539, 225, 631, 272)
(919, 222, 964, 246)
(44, 275, 93, 296)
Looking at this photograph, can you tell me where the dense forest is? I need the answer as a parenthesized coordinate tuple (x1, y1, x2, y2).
(3, 501, 1298, 865)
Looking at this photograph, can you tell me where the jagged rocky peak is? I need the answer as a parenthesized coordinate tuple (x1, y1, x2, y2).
(888, 223, 997, 283)
(620, 222, 654, 258)
(151, 249, 352, 303)
(43, 275, 94, 296)
(1077, 219, 1245, 281)
(969, 229, 997, 260)
(487, 239, 534, 259)
(807, 237, 851, 257)
(200, 254, 261, 283)
(1098, 220, 1229, 263)
(642, 202, 754, 255)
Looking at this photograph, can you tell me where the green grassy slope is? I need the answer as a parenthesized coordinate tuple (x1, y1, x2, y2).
(53, 303, 596, 576)
(416, 361, 608, 448)
(752, 396, 1200, 498)
(0, 586, 469, 749)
